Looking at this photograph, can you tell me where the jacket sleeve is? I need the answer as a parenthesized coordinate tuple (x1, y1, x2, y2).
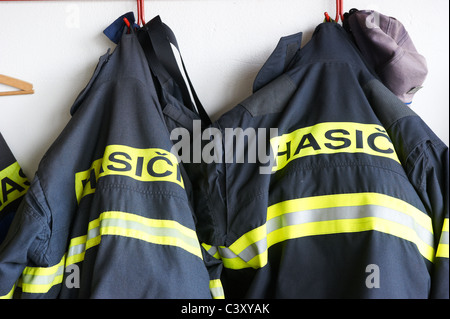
(405, 131, 449, 299)
(0, 176, 53, 298)
(388, 115, 449, 299)
(365, 79, 449, 298)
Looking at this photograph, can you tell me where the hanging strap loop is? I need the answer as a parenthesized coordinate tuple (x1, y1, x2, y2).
(138, 16, 211, 125)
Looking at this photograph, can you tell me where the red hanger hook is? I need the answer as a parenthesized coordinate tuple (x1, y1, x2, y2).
(123, 17, 131, 33)
(324, 0, 344, 23)
(335, 0, 344, 22)
(137, 0, 145, 26)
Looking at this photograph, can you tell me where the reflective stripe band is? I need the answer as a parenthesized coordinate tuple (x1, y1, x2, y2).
(270, 122, 401, 172)
(94, 211, 203, 258)
(209, 279, 225, 299)
(0, 161, 29, 212)
(18, 211, 203, 295)
(19, 255, 66, 294)
(75, 145, 184, 203)
(0, 284, 15, 299)
(267, 193, 433, 232)
(207, 193, 434, 270)
(66, 235, 88, 266)
(66, 211, 203, 266)
(201, 243, 220, 259)
(436, 218, 449, 258)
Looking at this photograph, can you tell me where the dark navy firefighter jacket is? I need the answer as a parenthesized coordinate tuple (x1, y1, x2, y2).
(0, 134, 29, 247)
(0, 28, 212, 299)
(164, 22, 449, 298)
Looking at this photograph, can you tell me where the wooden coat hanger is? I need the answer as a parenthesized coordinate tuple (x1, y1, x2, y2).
(1, 1, 144, 96)
(0, 74, 34, 96)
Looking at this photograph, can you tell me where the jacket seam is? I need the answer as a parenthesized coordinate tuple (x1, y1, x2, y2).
(404, 143, 431, 193)
(279, 160, 411, 182)
(97, 183, 190, 202)
(223, 160, 410, 244)
(27, 176, 52, 262)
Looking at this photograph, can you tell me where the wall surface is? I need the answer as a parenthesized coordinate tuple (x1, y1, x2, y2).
(1, 0, 449, 178)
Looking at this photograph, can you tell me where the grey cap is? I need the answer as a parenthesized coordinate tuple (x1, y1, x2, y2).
(348, 10, 428, 104)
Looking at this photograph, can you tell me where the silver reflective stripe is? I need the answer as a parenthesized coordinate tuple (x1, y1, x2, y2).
(88, 226, 100, 242)
(67, 241, 85, 259)
(210, 286, 225, 299)
(441, 231, 449, 245)
(235, 238, 268, 264)
(100, 218, 201, 249)
(20, 256, 66, 294)
(20, 211, 204, 295)
(218, 247, 238, 259)
(267, 205, 434, 249)
(221, 205, 434, 264)
(436, 219, 449, 258)
(206, 245, 218, 256)
(21, 264, 64, 286)
(209, 279, 225, 299)
(206, 196, 435, 269)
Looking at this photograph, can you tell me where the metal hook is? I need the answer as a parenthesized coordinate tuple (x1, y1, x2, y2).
(137, 0, 145, 26)
(335, 0, 344, 22)
(324, 0, 344, 23)
(123, 17, 131, 33)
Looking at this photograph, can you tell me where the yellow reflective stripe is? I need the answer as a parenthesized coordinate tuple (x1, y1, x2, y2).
(267, 193, 433, 233)
(66, 235, 87, 266)
(97, 211, 202, 258)
(101, 211, 198, 240)
(18, 211, 203, 296)
(443, 219, 449, 232)
(209, 279, 225, 299)
(74, 158, 102, 203)
(267, 217, 434, 262)
(0, 284, 15, 299)
(228, 224, 266, 256)
(0, 161, 29, 212)
(437, 245, 449, 258)
(201, 243, 220, 259)
(66, 211, 203, 268)
(209, 193, 434, 270)
(436, 218, 449, 258)
(102, 145, 184, 187)
(75, 145, 184, 203)
(20, 255, 66, 294)
(222, 254, 254, 270)
(270, 122, 401, 172)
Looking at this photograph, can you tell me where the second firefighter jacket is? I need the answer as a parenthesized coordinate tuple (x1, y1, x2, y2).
(162, 22, 449, 298)
(0, 28, 212, 298)
(0, 133, 29, 246)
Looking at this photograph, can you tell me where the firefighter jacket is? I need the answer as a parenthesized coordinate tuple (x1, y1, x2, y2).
(0, 133, 29, 246)
(0, 16, 447, 299)
(163, 22, 449, 298)
(0, 27, 211, 299)
(136, 15, 224, 299)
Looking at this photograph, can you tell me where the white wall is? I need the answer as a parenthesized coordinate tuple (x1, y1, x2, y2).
(1, 0, 448, 178)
